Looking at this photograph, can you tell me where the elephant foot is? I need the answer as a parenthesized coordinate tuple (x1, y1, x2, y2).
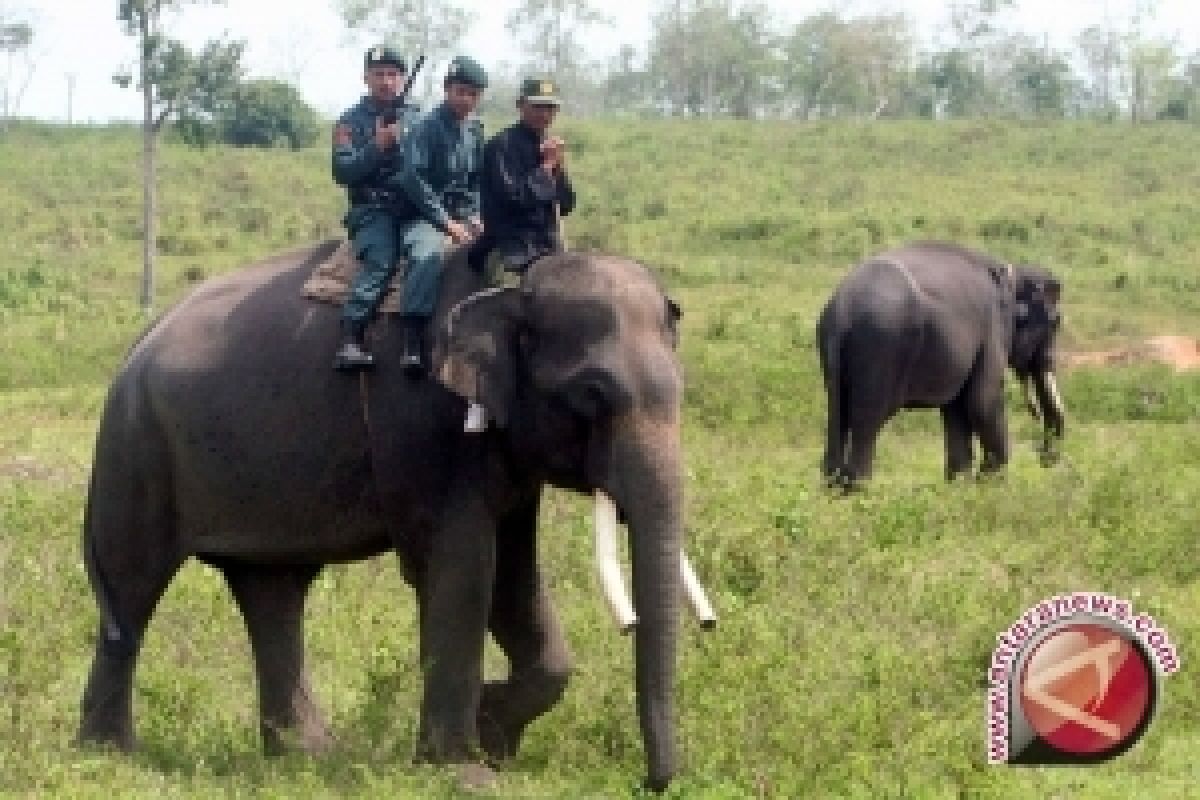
(261, 716, 337, 757)
(1038, 439, 1062, 467)
(824, 468, 860, 493)
(475, 670, 568, 763)
(76, 725, 136, 754)
(477, 711, 525, 764)
(457, 762, 499, 792)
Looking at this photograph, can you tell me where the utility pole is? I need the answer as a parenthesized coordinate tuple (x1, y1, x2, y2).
(66, 72, 75, 124)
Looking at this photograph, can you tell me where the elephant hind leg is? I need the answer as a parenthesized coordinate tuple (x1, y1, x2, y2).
(962, 347, 1010, 474)
(940, 398, 975, 481)
(217, 561, 333, 756)
(478, 497, 572, 763)
(79, 450, 183, 751)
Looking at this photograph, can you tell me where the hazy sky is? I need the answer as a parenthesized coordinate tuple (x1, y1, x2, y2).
(8, 0, 1199, 122)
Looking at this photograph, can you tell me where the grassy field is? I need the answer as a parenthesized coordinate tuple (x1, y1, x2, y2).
(2, 118, 1199, 797)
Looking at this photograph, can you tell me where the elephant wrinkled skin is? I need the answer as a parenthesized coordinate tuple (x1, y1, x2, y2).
(817, 240, 1064, 486)
(77, 241, 687, 791)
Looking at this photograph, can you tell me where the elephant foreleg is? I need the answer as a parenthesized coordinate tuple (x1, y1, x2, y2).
(478, 495, 573, 763)
(220, 562, 333, 756)
(415, 486, 496, 765)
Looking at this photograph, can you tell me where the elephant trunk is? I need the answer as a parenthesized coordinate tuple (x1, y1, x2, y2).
(606, 416, 684, 792)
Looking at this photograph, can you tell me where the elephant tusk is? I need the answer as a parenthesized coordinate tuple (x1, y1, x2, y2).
(680, 551, 717, 630)
(594, 491, 638, 634)
(1044, 372, 1066, 419)
(1021, 377, 1039, 419)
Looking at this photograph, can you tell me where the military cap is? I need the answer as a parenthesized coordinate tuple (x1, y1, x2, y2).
(364, 45, 405, 71)
(445, 55, 488, 89)
(519, 77, 561, 106)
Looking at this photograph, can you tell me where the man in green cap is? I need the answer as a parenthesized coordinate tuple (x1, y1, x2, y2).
(387, 55, 488, 376)
(471, 77, 574, 275)
(332, 45, 423, 371)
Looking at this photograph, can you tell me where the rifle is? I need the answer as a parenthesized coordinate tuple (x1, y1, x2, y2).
(381, 54, 426, 125)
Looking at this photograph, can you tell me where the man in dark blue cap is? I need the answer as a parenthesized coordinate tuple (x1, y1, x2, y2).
(389, 55, 489, 376)
(331, 45, 423, 371)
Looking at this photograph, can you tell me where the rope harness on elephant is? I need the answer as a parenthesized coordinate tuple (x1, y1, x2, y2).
(443, 286, 514, 339)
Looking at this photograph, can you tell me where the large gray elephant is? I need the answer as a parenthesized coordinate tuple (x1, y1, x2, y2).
(77, 242, 687, 790)
(817, 241, 1064, 486)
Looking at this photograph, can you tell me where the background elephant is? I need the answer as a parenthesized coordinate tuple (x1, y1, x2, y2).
(77, 242, 687, 791)
(817, 240, 1064, 486)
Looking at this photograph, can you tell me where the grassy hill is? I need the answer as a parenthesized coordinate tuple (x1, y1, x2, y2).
(2, 118, 1199, 797)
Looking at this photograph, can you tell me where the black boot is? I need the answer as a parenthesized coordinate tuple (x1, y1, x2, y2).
(333, 319, 375, 372)
(400, 314, 426, 378)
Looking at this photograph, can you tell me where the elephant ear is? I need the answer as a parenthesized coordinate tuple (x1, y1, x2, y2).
(432, 287, 524, 428)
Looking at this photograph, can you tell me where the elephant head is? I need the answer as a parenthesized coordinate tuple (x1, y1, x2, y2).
(433, 251, 686, 790)
(1009, 266, 1065, 458)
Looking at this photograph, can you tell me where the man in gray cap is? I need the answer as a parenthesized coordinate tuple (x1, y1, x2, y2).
(332, 45, 423, 371)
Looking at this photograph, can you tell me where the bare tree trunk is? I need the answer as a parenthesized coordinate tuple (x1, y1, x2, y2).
(140, 13, 156, 313)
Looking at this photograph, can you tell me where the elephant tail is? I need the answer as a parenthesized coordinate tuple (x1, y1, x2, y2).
(81, 469, 134, 658)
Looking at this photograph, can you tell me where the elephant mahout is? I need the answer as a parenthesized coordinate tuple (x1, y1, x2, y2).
(77, 240, 688, 790)
(817, 240, 1064, 487)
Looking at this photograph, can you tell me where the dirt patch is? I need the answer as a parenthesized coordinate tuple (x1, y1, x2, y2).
(1061, 335, 1200, 373)
(0, 456, 63, 482)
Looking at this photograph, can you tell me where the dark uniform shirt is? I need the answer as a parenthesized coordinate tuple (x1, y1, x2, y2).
(395, 103, 484, 231)
(480, 121, 575, 268)
(331, 95, 421, 207)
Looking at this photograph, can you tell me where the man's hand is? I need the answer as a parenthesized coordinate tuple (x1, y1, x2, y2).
(446, 220, 473, 245)
(375, 115, 399, 151)
(540, 136, 565, 172)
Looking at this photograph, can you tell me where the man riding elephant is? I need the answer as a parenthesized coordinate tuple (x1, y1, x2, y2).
(331, 46, 423, 372)
(469, 77, 575, 276)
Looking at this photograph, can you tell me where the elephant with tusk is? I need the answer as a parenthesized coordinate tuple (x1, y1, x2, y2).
(77, 242, 711, 792)
(817, 240, 1065, 486)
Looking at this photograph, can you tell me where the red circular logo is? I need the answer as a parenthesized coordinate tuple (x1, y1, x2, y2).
(1019, 623, 1153, 756)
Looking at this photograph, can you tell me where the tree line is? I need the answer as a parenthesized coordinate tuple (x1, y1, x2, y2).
(320, 0, 1200, 123)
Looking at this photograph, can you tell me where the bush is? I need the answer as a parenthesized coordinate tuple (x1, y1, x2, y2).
(220, 79, 322, 150)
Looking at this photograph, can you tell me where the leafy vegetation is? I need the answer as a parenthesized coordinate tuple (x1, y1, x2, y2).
(2, 118, 1199, 797)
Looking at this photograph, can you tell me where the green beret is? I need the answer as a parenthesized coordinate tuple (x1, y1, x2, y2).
(445, 55, 488, 89)
(519, 77, 561, 106)
(364, 45, 405, 71)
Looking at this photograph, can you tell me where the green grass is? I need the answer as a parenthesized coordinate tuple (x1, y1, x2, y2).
(2, 118, 1200, 797)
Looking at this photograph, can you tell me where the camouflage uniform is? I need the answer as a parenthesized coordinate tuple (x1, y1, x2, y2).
(333, 50, 422, 329)
(393, 57, 488, 319)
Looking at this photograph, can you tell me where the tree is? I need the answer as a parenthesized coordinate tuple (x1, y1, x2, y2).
(1007, 37, 1078, 118)
(217, 79, 321, 149)
(506, 0, 611, 78)
(603, 43, 651, 114)
(0, 4, 36, 125)
(646, 0, 777, 118)
(1077, 23, 1124, 118)
(1159, 50, 1200, 120)
(116, 0, 244, 312)
(781, 11, 914, 119)
(335, 0, 474, 102)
